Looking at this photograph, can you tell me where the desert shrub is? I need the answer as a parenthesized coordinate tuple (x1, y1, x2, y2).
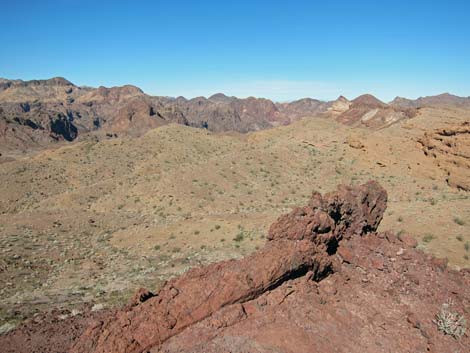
(434, 300, 467, 339)
(422, 233, 435, 243)
(233, 233, 244, 242)
(454, 217, 465, 226)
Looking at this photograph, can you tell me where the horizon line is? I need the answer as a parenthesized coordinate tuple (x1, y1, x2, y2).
(1, 75, 468, 104)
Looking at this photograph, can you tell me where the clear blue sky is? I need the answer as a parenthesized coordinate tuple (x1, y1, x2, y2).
(1, 0, 469, 101)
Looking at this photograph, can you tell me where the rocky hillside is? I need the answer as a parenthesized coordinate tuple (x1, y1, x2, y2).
(5, 77, 461, 153)
(331, 94, 417, 128)
(0, 78, 292, 151)
(276, 97, 330, 120)
(158, 94, 289, 132)
(0, 78, 189, 151)
(2, 182, 468, 352)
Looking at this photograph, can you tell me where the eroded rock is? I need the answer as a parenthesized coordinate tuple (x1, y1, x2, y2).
(418, 121, 470, 191)
(268, 180, 387, 244)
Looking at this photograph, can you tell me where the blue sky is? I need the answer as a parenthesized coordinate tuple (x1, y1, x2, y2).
(1, 0, 469, 101)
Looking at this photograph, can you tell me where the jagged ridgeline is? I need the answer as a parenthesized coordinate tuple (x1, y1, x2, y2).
(2, 76, 449, 152)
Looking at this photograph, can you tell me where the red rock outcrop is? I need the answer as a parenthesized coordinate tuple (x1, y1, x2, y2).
(268, 181, 387, 244)
(155, 231, 469, 353)
(71, 240, 326, 353)
(2, 181, 469, 353)
(70, 181, 388, 353)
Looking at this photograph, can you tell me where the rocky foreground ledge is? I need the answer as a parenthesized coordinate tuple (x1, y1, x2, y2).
(3, 181, 469, 353)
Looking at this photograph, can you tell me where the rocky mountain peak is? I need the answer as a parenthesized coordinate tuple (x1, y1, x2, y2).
(351, 94, 387, 108)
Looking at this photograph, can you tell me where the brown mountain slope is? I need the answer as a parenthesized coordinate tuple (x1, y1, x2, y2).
(3, 77, 450, 153)
(276, 98, 330, 120)
(334, 94, 417, 128)
(0, 78, 295, 150)
(164, 95, 288, 132)
(0, 78, 190, 151)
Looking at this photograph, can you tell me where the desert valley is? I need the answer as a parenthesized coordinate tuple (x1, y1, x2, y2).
(0, 76, 468, 352)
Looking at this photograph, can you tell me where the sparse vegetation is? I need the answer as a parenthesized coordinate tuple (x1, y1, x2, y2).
(0, 112, 469, 334)
(434, 300, 467, 339)
(454, 217, 465, 226)
(422, 233, 435, 243)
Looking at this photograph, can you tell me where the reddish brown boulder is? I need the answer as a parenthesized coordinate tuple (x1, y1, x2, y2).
(268, 180, 387, 244)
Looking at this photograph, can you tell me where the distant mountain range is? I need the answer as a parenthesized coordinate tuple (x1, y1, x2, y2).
(0, 77, 468, 151)
(390, 93, 470, 109)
